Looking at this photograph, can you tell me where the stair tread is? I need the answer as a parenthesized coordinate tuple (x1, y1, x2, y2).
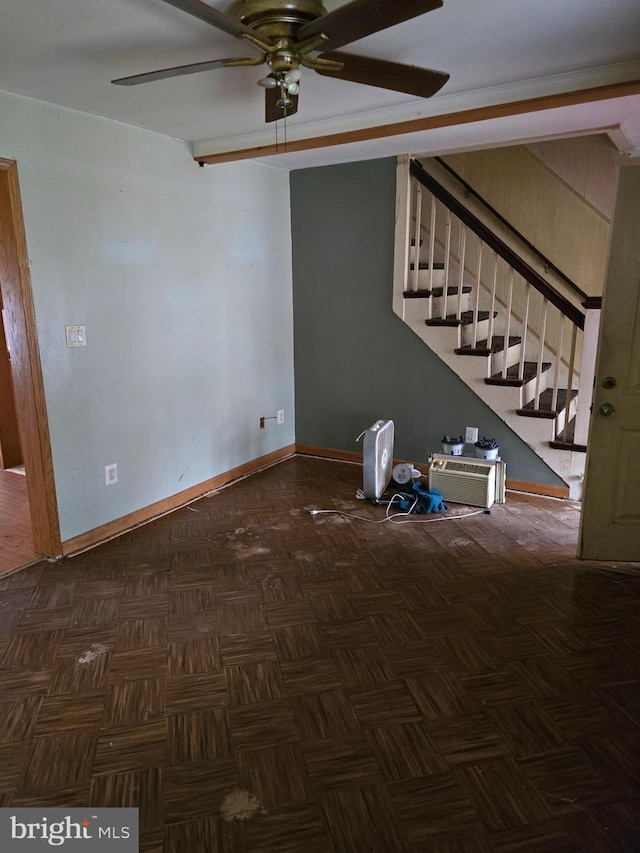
(455, 335, 521, 356)
(426, 310, 497, 328)
(485, 362, 552, 387)
(409, 262, 445, 270)
(517, 388, 578, 418)
(403, 285, 472, 299)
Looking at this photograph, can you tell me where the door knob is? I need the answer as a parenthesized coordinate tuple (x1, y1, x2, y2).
(598, 403, 615, 417)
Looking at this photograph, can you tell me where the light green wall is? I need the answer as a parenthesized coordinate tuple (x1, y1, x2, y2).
(291, 157, 565, 487)
(0, 89, 295, 541)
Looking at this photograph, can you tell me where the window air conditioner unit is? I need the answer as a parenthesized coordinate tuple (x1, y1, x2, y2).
(428, 453, 506, 508)
(362, 419, 394, 500)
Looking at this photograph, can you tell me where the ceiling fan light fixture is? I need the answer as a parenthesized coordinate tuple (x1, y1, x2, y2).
(284, 68, 302, 84)
(257, 75, 278, 88)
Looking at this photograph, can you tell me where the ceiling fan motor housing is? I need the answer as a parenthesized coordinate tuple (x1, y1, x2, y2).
(238, 0, 326, 39)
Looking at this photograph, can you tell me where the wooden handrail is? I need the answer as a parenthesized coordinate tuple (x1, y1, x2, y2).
(433, 156, 589, 302)
(410, 159, 585, 330)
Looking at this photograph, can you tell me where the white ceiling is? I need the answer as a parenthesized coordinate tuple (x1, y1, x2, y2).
(1, 0, 640, 168)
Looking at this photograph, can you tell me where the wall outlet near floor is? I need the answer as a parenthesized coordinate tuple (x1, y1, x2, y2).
(105, 463, 118, 485)
(465, 426, 479, 444)
(277, 409, 285, 425)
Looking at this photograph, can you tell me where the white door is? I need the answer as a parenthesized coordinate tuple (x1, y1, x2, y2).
(579, 165, 640, 562)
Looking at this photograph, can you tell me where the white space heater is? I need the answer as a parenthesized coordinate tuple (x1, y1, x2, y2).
(428, 453, 506, 508)
(362, 419, 395, 500)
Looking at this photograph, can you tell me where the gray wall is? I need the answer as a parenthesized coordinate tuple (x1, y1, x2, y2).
(291, 157, 565, 486)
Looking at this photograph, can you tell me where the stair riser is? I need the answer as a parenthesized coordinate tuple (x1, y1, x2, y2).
(490, 345, 521, 374)
(431, 293, 473, 319)
(555, 394, 579, 434)
(520, 372, 550, 407)
(461, 318, 493, 347)
(412, 268, 447, 290)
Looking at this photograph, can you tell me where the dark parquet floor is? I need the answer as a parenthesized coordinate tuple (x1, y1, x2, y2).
(0, 455, 639, 851)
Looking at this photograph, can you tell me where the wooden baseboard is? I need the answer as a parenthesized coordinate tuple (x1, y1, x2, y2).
(506, 478, 570, 499)
(61, 444, 295, 557)
(295, 444, 363, 464)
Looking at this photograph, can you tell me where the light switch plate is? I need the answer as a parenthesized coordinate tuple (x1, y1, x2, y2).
(66, 325, 86, 347)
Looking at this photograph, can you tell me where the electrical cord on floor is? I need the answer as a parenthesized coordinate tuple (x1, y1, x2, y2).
(310, 492, 487, 525)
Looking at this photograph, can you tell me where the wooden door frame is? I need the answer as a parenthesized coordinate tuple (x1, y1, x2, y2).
(0, 158, 61, 557)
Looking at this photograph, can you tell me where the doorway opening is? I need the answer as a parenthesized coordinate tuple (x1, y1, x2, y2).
(0, 158, 61, 574)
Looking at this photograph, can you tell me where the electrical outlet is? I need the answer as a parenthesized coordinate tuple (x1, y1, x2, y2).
(465, 427, 479, 444)
(105, 463, 118, 485)
(277, 409, 285, 425)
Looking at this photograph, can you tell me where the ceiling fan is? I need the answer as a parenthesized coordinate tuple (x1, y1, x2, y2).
(112, 0, 449, 123)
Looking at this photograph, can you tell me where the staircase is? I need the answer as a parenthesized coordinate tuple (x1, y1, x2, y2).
(393, 157, 602, 500)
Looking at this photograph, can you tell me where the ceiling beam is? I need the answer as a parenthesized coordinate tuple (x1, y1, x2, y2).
(194, 79, 640, 165)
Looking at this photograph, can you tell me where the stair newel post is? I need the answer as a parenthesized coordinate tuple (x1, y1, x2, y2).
(487, 252, 498, 355)
(518, 281, 531, 382)
(534, 297, 549, 410)
(562, 323, 578, 440)
(456, 224, 467, 321)
(442, 209, 452, 319)
(427, 194, 437, 320)
(501, 268, 514, 378)
(551, 313, 565, 414)
(472, 237, 483, 348)
(411, 183, 422, 294)
(573, 298, 601, 446)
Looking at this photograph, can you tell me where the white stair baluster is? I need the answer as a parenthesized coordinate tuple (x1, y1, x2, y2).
(457, 223, 467, 321)
(534, 297, 549, 410)
(472, 237, 483, 348)
(501, 269, 514, 378)
(487, 252, 498, 357)
(411, 184, 422, 294)
(442, 209, 452, 319)
(551, 313, 565, 414)
(427, 194, 437, 320)
(518, 281, 531, 382)
(562, 324, 578, 440)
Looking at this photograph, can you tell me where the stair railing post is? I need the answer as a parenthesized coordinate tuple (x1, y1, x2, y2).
(427, 194, 437, 320)
(518, 281, 531, 382)
(562, 323, 578, 440)
(456, 223, 467, 321)
(472, 237, 483, 349)
(551, 313, 565, 414)
(442, 209, 452, 319)
(501, 268, 514, 378)
(534, 297, 549, 410)
(411, 183, 422, 294)
(487, 251, 497, 352)
(573, 300, 601, 446)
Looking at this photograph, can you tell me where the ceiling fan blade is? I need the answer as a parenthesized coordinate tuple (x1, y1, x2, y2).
(265, 86, 299, 123)
(316, 51, 449, 99)
(157, 0, 254, 39)
(297, 0, 443, 52)
(112, 58, 239, 86)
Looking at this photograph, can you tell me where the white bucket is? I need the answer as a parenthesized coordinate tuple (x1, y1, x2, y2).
(474, 442, 499, 460)
(442, 441, 465, 455)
